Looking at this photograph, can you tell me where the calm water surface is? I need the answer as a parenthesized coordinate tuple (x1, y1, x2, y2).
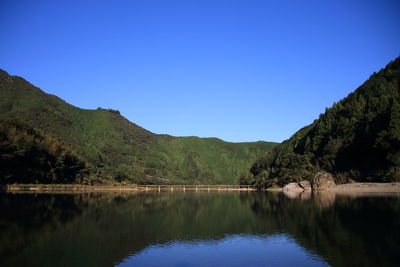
(0, 191, 399, 267)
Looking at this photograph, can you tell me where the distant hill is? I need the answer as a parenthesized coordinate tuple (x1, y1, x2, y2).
(0, 70, 277, 184)
(248, 57, 400, 187)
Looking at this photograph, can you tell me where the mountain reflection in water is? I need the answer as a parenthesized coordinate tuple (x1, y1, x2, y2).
(0, 191, 399, 267)
(117, 234, 327, 267)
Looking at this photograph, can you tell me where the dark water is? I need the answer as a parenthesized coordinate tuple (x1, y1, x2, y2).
(0, 191, 399, 267)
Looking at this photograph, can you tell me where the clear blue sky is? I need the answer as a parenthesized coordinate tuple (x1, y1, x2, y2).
(1, 0, 399, 142)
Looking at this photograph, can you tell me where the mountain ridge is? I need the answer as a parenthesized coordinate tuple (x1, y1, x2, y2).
(0, 69, 277, 185)
(247, 57, 400, 187)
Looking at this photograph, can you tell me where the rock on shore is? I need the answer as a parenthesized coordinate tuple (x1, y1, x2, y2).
(312, 172, 336, 190)
(299, 180, 312, 190)
(283, 183, 304, 192)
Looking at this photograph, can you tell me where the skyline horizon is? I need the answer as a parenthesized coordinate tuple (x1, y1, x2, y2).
(1, 56, 398, 143)
(1, 0, 399, 142)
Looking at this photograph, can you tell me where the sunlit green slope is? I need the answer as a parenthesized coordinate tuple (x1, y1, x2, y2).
(0, 70, 276, 184)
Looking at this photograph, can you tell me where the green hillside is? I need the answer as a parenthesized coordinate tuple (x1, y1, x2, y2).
(0, 119, 87, 184)
(0, 70, 276, 185)
(248, 57, 400, 187)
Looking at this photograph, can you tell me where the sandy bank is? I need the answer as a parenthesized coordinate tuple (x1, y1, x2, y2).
(330, 182, 400, 192)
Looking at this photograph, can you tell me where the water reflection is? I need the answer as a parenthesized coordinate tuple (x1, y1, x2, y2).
(0, 191, 399, 267)
(117, 235, 327, 267)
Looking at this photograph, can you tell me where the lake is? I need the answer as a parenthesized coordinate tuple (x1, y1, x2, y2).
(0, 191, 399, 267)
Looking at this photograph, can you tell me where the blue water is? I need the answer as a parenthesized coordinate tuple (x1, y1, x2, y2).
(117, 234, 327, 267)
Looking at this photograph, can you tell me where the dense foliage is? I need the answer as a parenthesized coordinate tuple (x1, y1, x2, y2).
(0, 119, 88, 184)
(0, 70, 276, 184)
(247, 57, 400, 187)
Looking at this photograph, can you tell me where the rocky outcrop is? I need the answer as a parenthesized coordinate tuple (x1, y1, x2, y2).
(283, 175, 335, 192)
(312, 172, 336, 190)
(299, 180, 312, 190)
(283, 182, 304, 192)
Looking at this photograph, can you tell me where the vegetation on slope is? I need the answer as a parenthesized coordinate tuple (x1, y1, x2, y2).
(150, 137, 274, 184)
(0, 70, 276, 184)
(0, 119, 88, 184)
(247, 57, 400, 187)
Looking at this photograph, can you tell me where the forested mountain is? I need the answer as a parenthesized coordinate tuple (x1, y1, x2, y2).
(0, 119, 87, 184)
(0, 69, 276, 185)
(248, 57, 400, 187)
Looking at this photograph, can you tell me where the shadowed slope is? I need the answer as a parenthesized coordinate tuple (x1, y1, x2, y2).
(250, 57, 400, 187)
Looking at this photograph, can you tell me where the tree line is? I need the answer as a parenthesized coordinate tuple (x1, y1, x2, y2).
(244, 57, 400, 187)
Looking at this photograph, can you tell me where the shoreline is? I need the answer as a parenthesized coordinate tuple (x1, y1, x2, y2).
(330, 182, 400, 192)
(2, 184, 257, 193)
(3, 182, 400, 193)
(3, 184, 142, 193)
(280, 182, 400, 194)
